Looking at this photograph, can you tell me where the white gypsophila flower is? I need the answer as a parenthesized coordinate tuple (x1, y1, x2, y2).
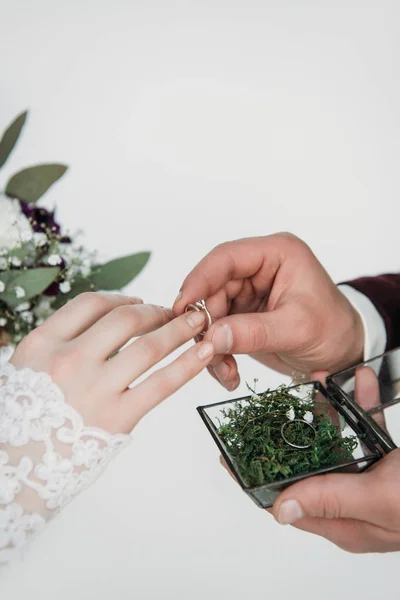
(14, 286, 25, 299)
(65, 265, 78, 279)
(0, 258, 7, 270)
(37, 298, 51, 311)
(15, 302, 30, 312)
(20, 311, 34, 324)
(0, 318, 7, 326)
(0, 195, 33, 250)
(33, 298, 54, 321)
(33, 232, 47, 247)
(80, 265, 91, 277)
(47, 254, 62, 266)
(10, 256, 22, 267)
(0, 281, 5, 293)
(286, 407, 295, 421)
(303, 411, 314, 424)
(59, 281, 71, 294)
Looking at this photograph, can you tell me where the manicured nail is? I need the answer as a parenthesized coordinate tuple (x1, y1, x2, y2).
(212, 324, 233, 354)
(174, 290, 183, 306)
(197, 341, 214, 360)
(277, 500, 304, 525)
(213, 361, 231, 383)
(186, 310, 205, 329)
(225, 377, 240, 392)
(226, 379, 239, 392)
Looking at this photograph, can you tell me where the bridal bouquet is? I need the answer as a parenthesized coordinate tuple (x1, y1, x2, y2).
(0, 111, 150, 346)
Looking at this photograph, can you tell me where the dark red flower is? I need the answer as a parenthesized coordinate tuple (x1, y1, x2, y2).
(20, 201, 71, 243)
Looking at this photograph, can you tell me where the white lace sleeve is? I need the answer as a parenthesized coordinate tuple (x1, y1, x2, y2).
(0, 346, 131, 568)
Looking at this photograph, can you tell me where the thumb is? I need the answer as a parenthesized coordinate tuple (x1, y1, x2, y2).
(203, 309, 293, 356)
(271, 471, 375, 525)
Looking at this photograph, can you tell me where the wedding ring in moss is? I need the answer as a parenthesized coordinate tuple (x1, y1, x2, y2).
(281, 419, 317, 449)
(184, 299, 212, 337)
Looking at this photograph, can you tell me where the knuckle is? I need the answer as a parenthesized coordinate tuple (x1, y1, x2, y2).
(112, 305, 141, 329)
(214, 240, 232, 253)
(273, 232, 312, 256)
(275, 231, 299, 243)
(159, 363, 188, 392)
(75, 291, 107, 311)
(316, 476, 343, 520)
(247, 320, 268, 353)
(159, 368, 180, 392)
(149, 304, 170, 323)
(137, 336, 159, 362)
(276, 231, 305, 247)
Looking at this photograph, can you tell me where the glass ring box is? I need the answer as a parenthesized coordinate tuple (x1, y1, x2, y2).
(197, 347, 400, 509)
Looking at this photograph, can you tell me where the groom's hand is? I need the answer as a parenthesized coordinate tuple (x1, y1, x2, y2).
(270, 367, 396, 554)
(174, 233, 364, 390)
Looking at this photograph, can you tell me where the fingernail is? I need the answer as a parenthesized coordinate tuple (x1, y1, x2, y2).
(131, 297, 144, 303)
(186, 310, 205, 329)
(212, 324, 233, 354)
(277, 500, 304, 525)
(174, 290, 183, 306)
(197, 341, 214, 360)
(213, 361, 231, 383)
(226, 379, 239, 392)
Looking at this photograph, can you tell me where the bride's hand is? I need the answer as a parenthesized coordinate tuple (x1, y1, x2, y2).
(10, 292, 215, 433)
(0, 292, 215, 567)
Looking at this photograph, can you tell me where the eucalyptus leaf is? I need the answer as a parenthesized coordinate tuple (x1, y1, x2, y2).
(8, 245, 33, 262)
(51, 277, 94, 310)
(0, 111, 27, 169)
(0, 267, 59, 307)
(5, 164, 68, 203)
(90, 252, 150, 290)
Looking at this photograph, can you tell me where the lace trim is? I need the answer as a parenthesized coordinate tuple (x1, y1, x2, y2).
(0, 352, 131, 565)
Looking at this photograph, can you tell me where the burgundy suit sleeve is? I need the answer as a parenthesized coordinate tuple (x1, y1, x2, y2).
(344, 274, 400, 352)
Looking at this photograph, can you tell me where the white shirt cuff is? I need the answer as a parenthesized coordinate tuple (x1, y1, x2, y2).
(338, 284, 387, 361)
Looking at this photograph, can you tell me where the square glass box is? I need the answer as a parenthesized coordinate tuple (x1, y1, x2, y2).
(197, 347, 400, 509)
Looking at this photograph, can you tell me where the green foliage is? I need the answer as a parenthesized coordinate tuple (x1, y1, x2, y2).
(217, 385, 358, 486)
(90, 252, 150, 290)
(6, 164, 68, 203)
(0, 267, 59, 307)
(52, 253, 151, 310)
(51, 277, 93, 310)
(0, 110, 151, 346)
(0, 111, 27, 169)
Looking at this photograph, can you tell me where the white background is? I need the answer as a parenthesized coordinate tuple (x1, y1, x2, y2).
(1, 1, 400, 598)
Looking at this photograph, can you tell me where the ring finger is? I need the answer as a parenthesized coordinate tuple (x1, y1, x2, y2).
(73, 303, 173, 359)
(107, 309, 208, 391)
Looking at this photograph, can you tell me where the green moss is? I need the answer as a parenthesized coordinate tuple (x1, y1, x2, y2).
(217, 384, 358, 487)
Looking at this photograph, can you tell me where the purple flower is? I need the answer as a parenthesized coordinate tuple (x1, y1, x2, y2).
(43, 281, 60, 297)
(20, 201, 71, 243)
